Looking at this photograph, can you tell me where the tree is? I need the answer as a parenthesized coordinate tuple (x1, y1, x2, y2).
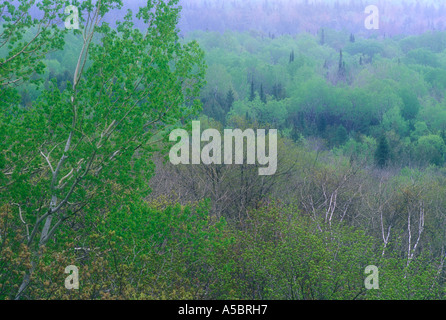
(272, 82, 285, 101)
(249, 78, 256, 102)
(338, 49, 346, 79)
(320, 28, 325, 45)
(289, 49, 295, 63)
(400, 88, 420, 121)
(415, 135, 445, 166)
(226, 88, 235, 113)
(375, 135, 391, 168)
(260, 83, 267, 104)
(350, 33, 356, 43)
(334, 125, 348, 146)
(1, 0, 206, 300)
(0, 1, 66, 105)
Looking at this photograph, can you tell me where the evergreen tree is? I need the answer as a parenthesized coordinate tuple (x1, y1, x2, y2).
(260, 84, 267, 104)
(375, 135, 391, 168)
(338, 49, 346, 79)
(249, 79, 255, 102)
(350, 33, 355, 43)
(226, 88, 235, 112)
(339, 49, 343, 71)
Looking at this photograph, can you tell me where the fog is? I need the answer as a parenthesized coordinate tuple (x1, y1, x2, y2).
(97, 0, 446, 37)
(23, 0, 446, 37)
(177, 0, 446, 36)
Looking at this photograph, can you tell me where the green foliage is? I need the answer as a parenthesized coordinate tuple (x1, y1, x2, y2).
(400, 88, 421, 121)
(415, 135, 446, 166)
(1, 0, 205, 300)
(227, 202, 377, 300)
(0, 198, 229, 300)
(405, 48, 441, 68)
(189, 28, 446, 168)
(366, 251, 442, 300)
(375, 135, 390, 168)
(3, 4, 446, 301)
(399, 31, 446, 54)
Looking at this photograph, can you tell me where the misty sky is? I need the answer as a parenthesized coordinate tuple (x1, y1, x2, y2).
(106, 0, 446, 36)
(23, 0, 446, 36)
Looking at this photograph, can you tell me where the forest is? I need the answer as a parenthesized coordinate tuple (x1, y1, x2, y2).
(2, 0, 446, 300)
(176, 0, 446, 36)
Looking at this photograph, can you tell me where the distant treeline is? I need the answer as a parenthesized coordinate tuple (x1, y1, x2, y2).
(177, 0, 446, 37)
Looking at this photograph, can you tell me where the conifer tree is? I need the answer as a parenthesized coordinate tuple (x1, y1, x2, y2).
(226, 88, 235, 112)
(260, 84, 267, 104)
(350, 33, 355, 43)
(375, 135, 391, 168)
(249, 79, 256, 101)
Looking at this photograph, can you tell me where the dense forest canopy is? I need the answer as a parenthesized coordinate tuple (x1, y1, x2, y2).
(2, 0, 446, 301)
(192, 28, 446, 168)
